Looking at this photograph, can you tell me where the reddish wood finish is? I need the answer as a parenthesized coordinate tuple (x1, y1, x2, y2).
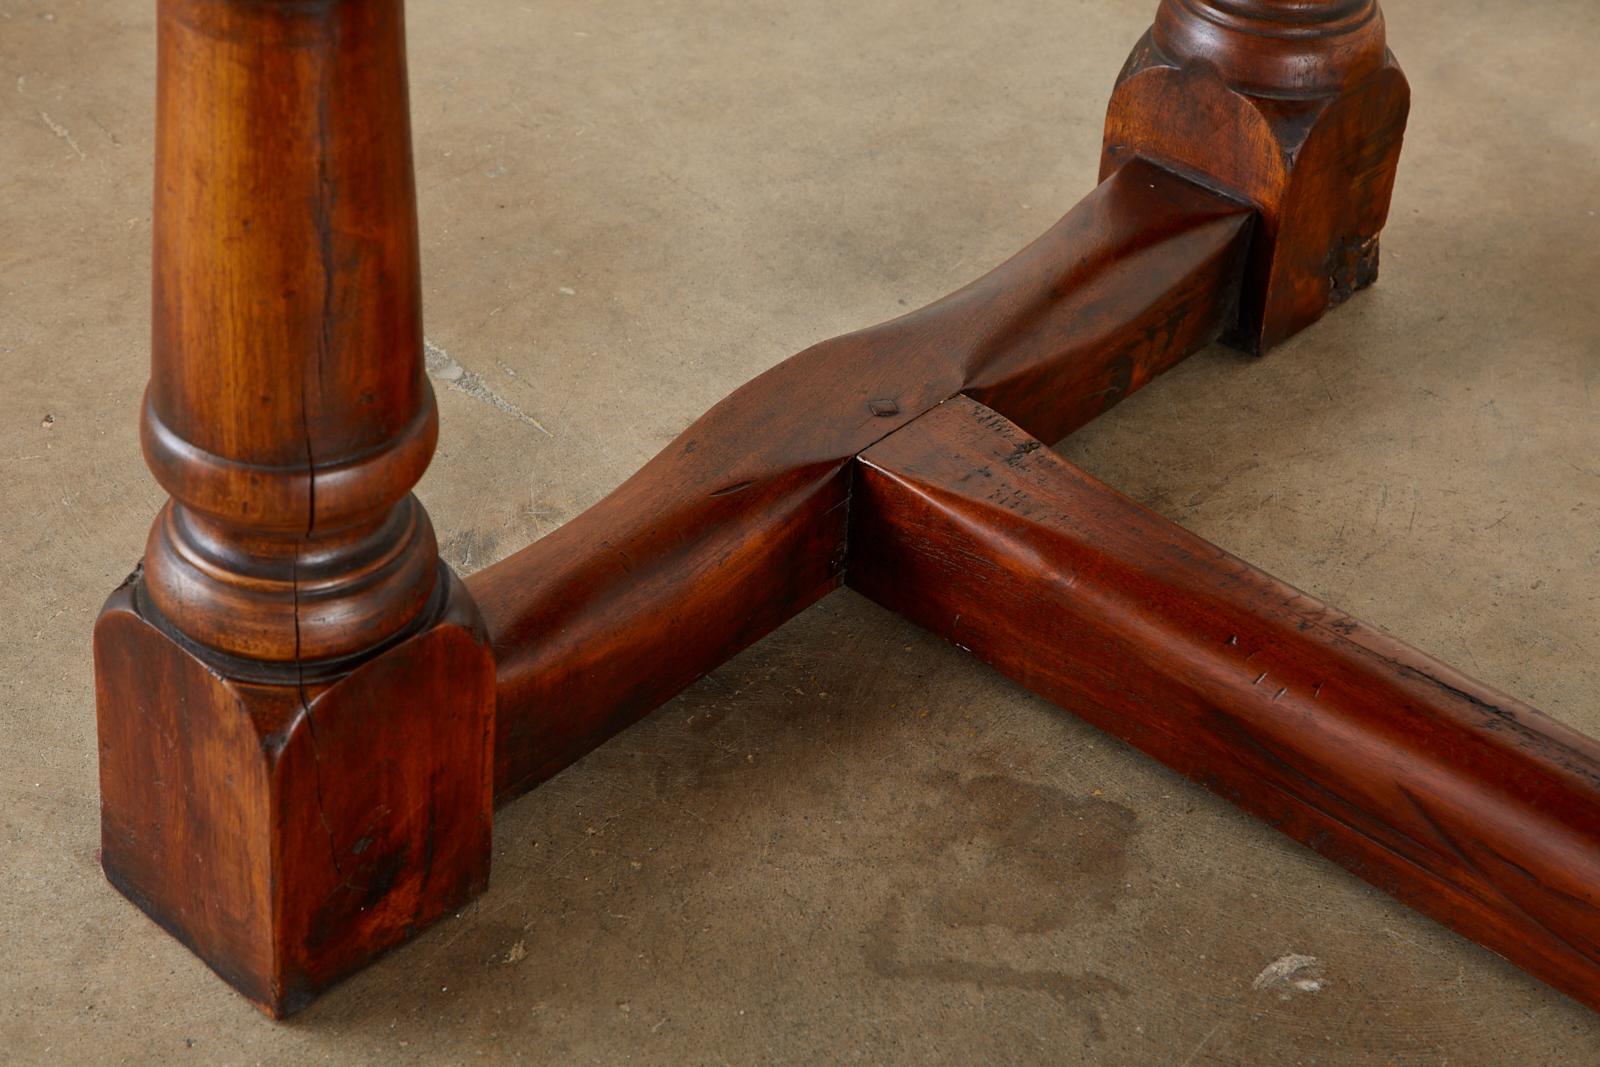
(1103, 0, 1410, 352)
(99, 0, 1593, 1026)
(94, 0, 494, 1017)
(142, 0, 440, 666)
(470, 161, 1252, 801)
(97, 575, 493, 1017)
(851, 396, 1600, 1015)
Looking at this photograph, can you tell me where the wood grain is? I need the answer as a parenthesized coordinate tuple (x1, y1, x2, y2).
(470, 159, 1253, 801)
(1104, 0, 1410, 352)
(96, 0, 494, 1017)
(140, 0, 441, 668)
(97, 574, 494, 1018)
(850, 395, 1600, 1014)
(94, 0, 1468, 1020)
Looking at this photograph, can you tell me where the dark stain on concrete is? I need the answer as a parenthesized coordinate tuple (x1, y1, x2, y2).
(854, 772, 1141, 1041)
(864, 896, 1127, 1039)
(911, 771, 1139, 934)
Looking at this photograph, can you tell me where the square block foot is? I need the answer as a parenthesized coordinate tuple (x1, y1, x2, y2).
(93, 569, 495, 1017)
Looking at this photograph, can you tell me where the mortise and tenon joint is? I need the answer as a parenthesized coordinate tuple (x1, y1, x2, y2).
(94, 0, 1600, 1022)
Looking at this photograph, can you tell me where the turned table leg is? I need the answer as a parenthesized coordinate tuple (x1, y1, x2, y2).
(105, 0, 1600, 1025)
(94, 0, 493, 1017)
(1103, 0, 1410, 353)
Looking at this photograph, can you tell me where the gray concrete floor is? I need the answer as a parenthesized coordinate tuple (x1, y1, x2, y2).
(4, 0, 1599, 1063)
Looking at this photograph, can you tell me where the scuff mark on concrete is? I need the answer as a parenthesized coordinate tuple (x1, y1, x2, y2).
(425, 338, 551, 435)
(39, 111, 84, 160)
(1252, 953, 1326, 998)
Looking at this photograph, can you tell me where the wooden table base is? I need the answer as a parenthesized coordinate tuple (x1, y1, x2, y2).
(93, 0, 1600, 1020)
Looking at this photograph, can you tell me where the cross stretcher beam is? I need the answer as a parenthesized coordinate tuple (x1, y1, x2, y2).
(852, 395, 1600, 1012)
(470, 158, 1253, 802)
(93, 0, 1599, 1022)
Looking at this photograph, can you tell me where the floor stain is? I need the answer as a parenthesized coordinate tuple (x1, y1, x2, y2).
(910, 771, 1139, 934)
(865, 896, 1126, 1039)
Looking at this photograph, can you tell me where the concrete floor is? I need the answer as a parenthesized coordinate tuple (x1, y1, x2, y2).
(4, 0, 1599, 1062)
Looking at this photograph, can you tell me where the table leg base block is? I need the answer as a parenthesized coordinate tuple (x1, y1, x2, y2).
(93, 569, 495, 1018)
(1102, 5, 1410, 354)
